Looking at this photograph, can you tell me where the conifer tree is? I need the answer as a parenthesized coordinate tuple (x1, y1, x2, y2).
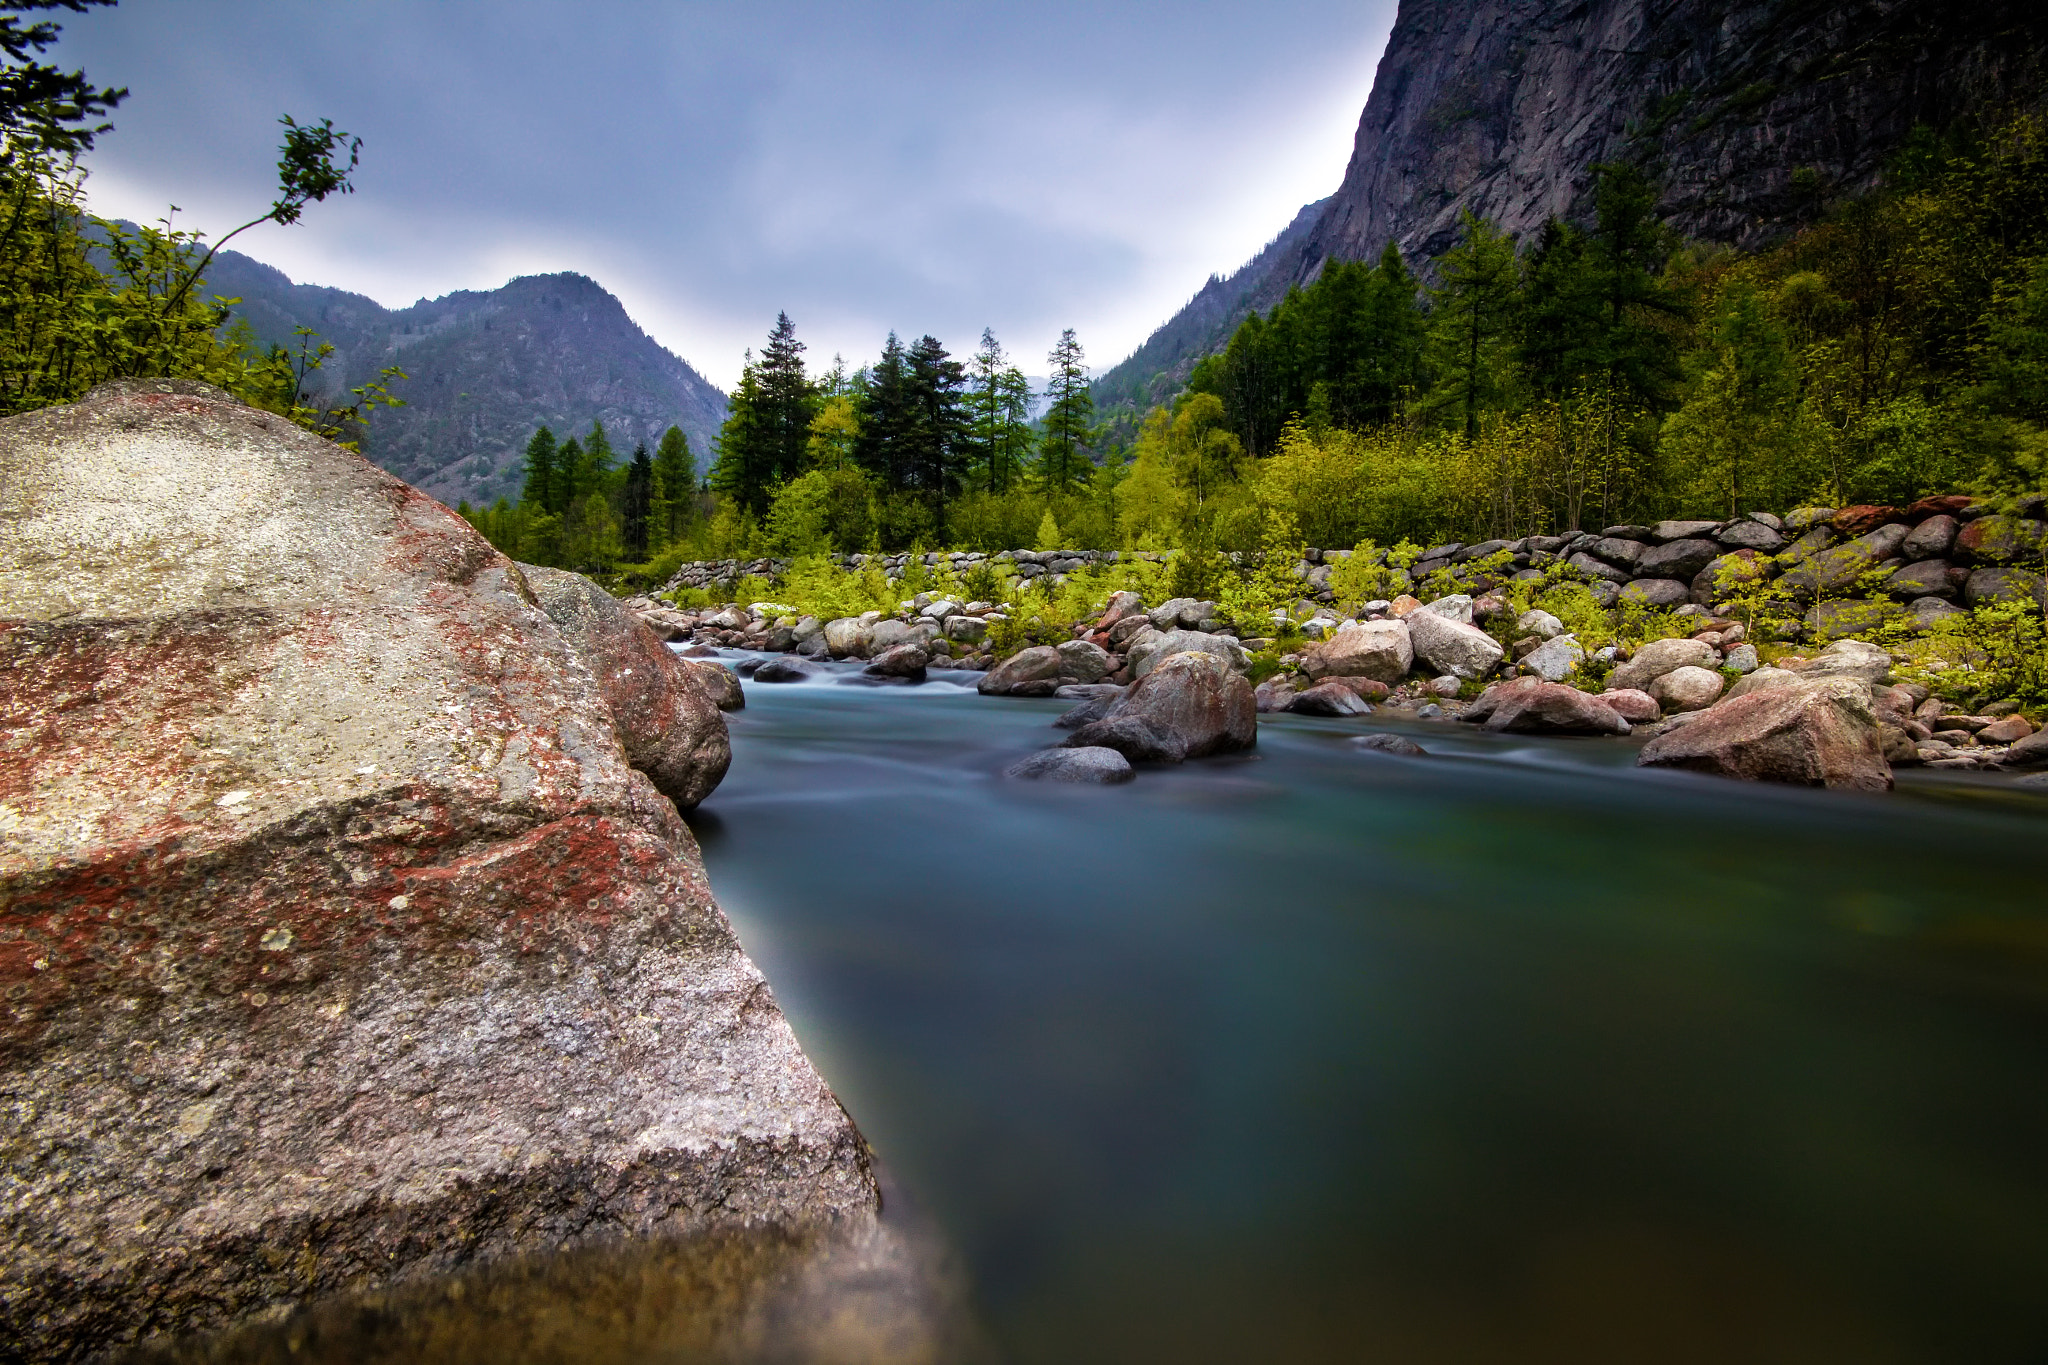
(551, 435, 583, 515)
(854, 332, 912, 490)
(1038, 328, 1094, 493)
(651, 424, 695, 544)
(1424, 210, 1522, 440)
(622, 441, 654, 560)
(519, 425, 558, 512)
(968, 329, 1036, 494)
(902, 333, 967, 526)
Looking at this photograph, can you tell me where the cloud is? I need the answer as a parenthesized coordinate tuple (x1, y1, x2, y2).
(57, 0, 1396, 388)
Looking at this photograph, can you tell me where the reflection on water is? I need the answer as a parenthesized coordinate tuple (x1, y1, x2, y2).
(135, 657, 2048, 1362)
(124, 1176, 993, 1365)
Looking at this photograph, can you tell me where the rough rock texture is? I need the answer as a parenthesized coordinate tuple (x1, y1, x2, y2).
(1650, 664, 1726, 713)
(1353, 733, 1428, 756)
(1599, 688, 1660, 723)
(1125, 627, 1248, 678)
(977, 644, 1063, 695)
(1637, 676, 1893, 790)
(0, 382, 874, 1361)
(1463, 678, 1630, 735)
(864, 643, 930, 679)
(1404, 607, 1504, 680)
(681, 658, 746, 712)
(1303, 619, 1413, 682)
(1609, 637, 1717, 693)
(1061, 715, 1191, 764)
(1004, 747, 1136, 783)
(1287, 681, 1376, 716)
(1102, 651, 1257, 758)
(521, 565, 730, 809)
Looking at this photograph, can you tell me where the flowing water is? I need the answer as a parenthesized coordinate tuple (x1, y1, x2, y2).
(145, 659, 2048, 1363)
(691, 659, 2048, 1364)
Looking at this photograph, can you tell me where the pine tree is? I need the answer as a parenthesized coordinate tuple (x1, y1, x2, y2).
(1038, 328, 1094, 493)
(757, 311, 819, 482)
(854, 332, 912, 490)
(1424, 210, 1522, 440)
(622, 441, 654, 560)
(902, 333, 968, 527)
(1352, 242, 1426, 425)
(551, 435, 583, 515)
(519, 425, 558, 512)
(710, 352, 771, 515)
(651, 424, 695, 544)
(968, 329, 1036, 494)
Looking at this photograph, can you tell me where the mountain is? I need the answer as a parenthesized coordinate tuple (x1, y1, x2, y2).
(202, 253, 728, 509)
(1094, 0, 2048, 417)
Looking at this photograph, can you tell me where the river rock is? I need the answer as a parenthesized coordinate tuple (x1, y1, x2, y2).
(2003, 729, 2048, 767)
(1287, 681, 1375, 716)
(1517, 608, 1564, 639)
(1005, 746, 1136, 783)
(1303, 618, 1413, 682)
(1652, 520, 1722, 543)
(1125, 627, 1247, 678)
(1965, 566, 2048, 610)
(1353, 733, 1427, 755)
(1901, 515, 1958, 561)
(1716, 519, 1787, 552)
(1651, 664, 1725, 713)
(1635, 537, 1720, 581)
(865, 643, 930, 679)
(522, 566, 732, 810)
(680, 657, 746, 712)
(1102, 650, 1257, 758)
(1254, 675, 1303, 712)
(1097, 590, 1146, 628)
(1056, 638, 1114, 683)
(753, 656, 819, 683)
(1462, 677, 1631, 735)
(0, 380, 874, 1360)
(1609, 637, 1717, 692)
(1419, 593, 1474, 624)
(1791, 638, 1893, 684)
(823, 616, 871, 658)
(1885, 558, 1962, 600)
(1637, 675, 1892, 790)
(1954, 514, 2047, 566)
(1779, 523, 1912, 599)
(1620, 577, 1693, 608)
(1146, 596, 1208, 630)
(1062, 714, 1191, 763)
(944, 613, 988, 643)
(1598, 688, 1660, 722)
(1724, 643, 1760, 673)
(1722, 666, 1809, 703)
(978, 644, 1064, 695)
(1404, 607, 1504, 680)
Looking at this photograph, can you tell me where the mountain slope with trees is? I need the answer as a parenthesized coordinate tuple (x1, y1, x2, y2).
(203, 253, 727, 509)
(1093, 0, 2048, 422)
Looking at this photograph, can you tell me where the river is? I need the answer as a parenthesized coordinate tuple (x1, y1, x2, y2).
(693, 657, 2048, 1363)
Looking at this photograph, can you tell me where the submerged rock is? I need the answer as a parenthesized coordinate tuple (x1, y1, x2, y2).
(1005, 746, 1136, 783)
(1637, 676, 1892, 790)
(753, 656, 821, 683)
(865, 643, 931, 679)
(1352, 733, 1428, 756)
(0, 381, 874, 1360)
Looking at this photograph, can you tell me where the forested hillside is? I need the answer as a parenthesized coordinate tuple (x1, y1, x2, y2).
(205, 254, 727, 508)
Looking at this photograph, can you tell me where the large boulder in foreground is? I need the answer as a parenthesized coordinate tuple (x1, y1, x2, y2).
(1636, 676, 1892, 791)
(0, 382, 873, 1361)
(522, 564, 731, 807)
(1102, 650, 1256, 758)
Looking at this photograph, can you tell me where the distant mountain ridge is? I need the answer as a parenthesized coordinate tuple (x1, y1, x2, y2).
(1094, 0, 2048, 419)
(202, 252, 728, 508)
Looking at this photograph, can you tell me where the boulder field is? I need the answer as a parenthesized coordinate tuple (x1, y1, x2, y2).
(0, 382, 873, 1361)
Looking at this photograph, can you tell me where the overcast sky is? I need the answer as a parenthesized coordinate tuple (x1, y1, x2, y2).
(56, 1, 1396, 390)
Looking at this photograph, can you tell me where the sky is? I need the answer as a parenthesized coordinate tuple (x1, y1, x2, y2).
(55, 1, 1397, 391)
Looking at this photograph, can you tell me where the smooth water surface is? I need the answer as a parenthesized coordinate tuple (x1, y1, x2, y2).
(691, 660, 2048, 1364)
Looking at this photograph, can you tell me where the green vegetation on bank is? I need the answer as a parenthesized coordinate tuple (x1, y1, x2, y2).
(0, 1, 397, 438)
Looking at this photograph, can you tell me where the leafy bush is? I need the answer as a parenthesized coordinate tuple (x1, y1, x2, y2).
(1890, 600, 2048, 707)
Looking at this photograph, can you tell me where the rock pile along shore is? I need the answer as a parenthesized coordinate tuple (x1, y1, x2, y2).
(622, 541, 2046, 794)
(0, 382, 876, 1362)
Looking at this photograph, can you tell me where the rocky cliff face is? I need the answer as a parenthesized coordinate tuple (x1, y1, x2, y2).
(1095, 0, 2048, 410)
(205, 256, 729, 511)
